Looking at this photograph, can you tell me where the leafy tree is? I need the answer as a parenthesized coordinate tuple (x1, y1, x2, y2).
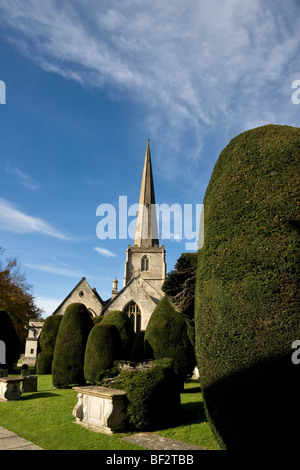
(162, 252, 197, 346)
(0, 248, 42, 351)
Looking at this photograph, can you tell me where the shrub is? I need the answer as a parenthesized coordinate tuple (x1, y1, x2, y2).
(0, 310, 19, 371)
(112, 358, 181, 431)
(93, 316, 103, 326)
(36, 315, 62, 374)
(128, 330, 145, 363)
(144, 295, 195, 384)
(162, 252, 198, 348)
(52, 303, 94, 388)
(84, 323, 124, 384)
(195, 124, 300, 449)
(102, 310, 136, 359)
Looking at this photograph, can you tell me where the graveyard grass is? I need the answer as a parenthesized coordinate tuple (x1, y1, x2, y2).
(0, 374, 219, 450)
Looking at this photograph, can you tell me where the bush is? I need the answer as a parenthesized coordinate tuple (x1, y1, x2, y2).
(128, 330, 145, 363)
(84, 323, 124, 384)
(195, 124, 300, 449)
(93, 316, 103, 326)
(112, 358, 181, 431)
(52, 303, 94, 388)
(0, 310, 19, 371)
(162, 252, 198, 348)
(144, 295, 195, 384)
(36, 315, 62, 374)
(102, 310, 136, 359)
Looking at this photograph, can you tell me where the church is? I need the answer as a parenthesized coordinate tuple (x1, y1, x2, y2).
(50, 140, 166, 331)
(24, 140, 166, 364)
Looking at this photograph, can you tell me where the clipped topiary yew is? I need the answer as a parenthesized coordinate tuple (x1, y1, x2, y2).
(84, 322, 124, 384)
(144, 295, 195, 384)
(195, 124, 300, 450)
(102, 310, 136, 359)
(0, 310, 19, 371)
(112, 358, 181, 431)
(36, 314, 62, 374)
(128, 330, 145, 363)
(52, 303, 94, 388)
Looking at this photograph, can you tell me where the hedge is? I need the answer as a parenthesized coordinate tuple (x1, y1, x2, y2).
(102, 310, 136, 359)
(36, 314, 62, 374)
(52, 303, 94, 388)
(144, 295, 195, 383)
(84, 322, 124, 384)
(112, 358, 181, 431)
(195, 124, 300, 449)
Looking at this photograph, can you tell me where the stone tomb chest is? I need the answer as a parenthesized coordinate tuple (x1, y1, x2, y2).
(0, 377, 23, 401)
(72, 386, 127, 434)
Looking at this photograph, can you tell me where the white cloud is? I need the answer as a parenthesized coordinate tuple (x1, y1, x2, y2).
(0, 198, 68, 239)
(25, 262, 110, 282)
(94, 246, 117, 258)
(0, 0, 299, 177)
(35, 296, 61, 318)
(6, 164, 39, 191)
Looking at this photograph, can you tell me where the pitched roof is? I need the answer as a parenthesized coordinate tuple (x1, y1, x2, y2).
(52, 277, 104, 315)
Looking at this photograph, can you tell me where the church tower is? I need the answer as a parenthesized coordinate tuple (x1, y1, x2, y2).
(124, 140, 166, 293)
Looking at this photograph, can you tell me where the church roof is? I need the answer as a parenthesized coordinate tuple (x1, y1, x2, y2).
(52, 277, 104, 315)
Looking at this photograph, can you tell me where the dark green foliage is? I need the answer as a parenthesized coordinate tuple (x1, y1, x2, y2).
(36, 353, 53, 375)
(128, 330, 145, 363)
(195, 124, 300, 449)
(84, 323, 124, 384)
(112, 358, 181, 431)
(0, 310, 19, 371)
(52, 303, 94, 388)
(93, 316, 104, 326)
(102, 310, 136, 359)
(162, 252, 198, 347)
(36, 315, 62, 374)
(144, 295, 196, 383)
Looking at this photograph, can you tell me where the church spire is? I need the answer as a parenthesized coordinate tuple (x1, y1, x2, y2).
(134, 139, 159, 247)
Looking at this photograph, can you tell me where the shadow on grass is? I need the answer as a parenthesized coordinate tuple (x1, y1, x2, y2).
(21, 392, 61, 400)
(179, 401, 207, 426)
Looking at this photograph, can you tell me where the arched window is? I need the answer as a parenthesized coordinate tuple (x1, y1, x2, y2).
(141, 255, 149, 272)
(124, 301, 142, 333)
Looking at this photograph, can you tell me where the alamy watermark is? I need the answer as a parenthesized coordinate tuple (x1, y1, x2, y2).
(0, 80, 6, 104)
(291, 80, 300, 104)
(96, 196, 204, 251)
(291, 340, 300, 365)
(0, 340, 6, 365)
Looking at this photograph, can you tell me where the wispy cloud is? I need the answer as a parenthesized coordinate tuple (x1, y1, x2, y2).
(25, 262, 110, 282)
(0, 1, 299, 178)
(6, 164, 39, 190)
(0, 198, 68, 239)
(94, 246, 117, 258)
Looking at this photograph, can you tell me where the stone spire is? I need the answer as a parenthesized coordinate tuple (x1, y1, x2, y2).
(133, 139, 159, 247)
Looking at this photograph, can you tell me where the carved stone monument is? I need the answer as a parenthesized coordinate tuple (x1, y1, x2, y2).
(72, 386, 127, 434)
(0, 377, 23, 401)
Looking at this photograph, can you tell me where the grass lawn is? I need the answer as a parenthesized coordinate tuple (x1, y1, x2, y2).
(0, 374, 220, 450)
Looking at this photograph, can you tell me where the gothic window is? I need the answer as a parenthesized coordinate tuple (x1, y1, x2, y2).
(124, 301, 142, 334)
(141, 255, 149, 272)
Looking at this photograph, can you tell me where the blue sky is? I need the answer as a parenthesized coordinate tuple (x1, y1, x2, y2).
(0, 0, 299, 317)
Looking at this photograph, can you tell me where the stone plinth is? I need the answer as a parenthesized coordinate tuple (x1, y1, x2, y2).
(0, 377, 23, 401)
(72, 386, 127, 434)
(21, 375, 37, 393)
